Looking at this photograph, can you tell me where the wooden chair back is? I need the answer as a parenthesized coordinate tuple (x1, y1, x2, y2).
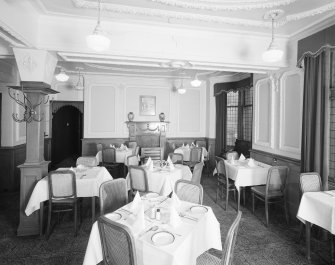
(141, 147, 163, 161)
(168, 153, 184, 164)
(102, 148, 116, 164)
(127, 155, 139, 166)
(192, 162, 204, 184)
(128, 166, 149, 193)
(300, 172, 322, 193)
(266, 166, 289, 195)
(76, 156, 98, 167)
(189, 147, 203, 162)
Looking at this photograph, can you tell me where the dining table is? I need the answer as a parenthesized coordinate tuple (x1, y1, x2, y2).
(223, 159, 271, 211)
(96, 147, 134, 164)
(25, 166, 113, 234)
(297, 191, 335, 262)
(126, 163, 192, 196)
(83, 196, 222, 265)
(174, 146, 207, 162)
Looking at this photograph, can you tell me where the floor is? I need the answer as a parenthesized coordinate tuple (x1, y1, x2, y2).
(0, 167, 332, 265)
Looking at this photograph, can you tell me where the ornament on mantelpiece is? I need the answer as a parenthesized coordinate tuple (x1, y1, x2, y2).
(128, 112, 134, 121)
(159, 112, 166, 122)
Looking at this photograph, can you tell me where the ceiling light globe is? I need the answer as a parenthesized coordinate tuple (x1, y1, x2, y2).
(55, 71, 69, 82)
(75, 84, 84, 90)
(262, 48, 283, 62)
(86, 26, 111, 52)
(190, 79, 202, 87)
(178, 88, 186, 94)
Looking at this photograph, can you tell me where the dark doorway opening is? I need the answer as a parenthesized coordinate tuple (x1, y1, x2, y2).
(51, 105, 83, 169)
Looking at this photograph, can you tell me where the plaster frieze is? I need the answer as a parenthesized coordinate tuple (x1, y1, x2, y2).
(71, 0, 335, 29)
(149, 0, 296, 11)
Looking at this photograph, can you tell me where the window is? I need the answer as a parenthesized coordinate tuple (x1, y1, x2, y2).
(226, 88, 253, 149)
(329, 95, 335, 181)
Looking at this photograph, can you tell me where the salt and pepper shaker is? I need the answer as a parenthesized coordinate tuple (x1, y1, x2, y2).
(156, 208, 161, 220)
(150, 208, 156, 219)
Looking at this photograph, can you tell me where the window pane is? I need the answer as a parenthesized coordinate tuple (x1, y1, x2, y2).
(227, 106, 238, 146)
(243, 106, 252, 141)
(227, 91, 238, 106)
(330, 99, 335, 180)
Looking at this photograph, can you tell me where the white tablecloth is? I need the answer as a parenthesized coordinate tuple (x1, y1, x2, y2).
(126, 164, 192, 196)
(96, 148, 134, 164)
(224, 160, 271, 191)
(297, 191, 335, 234)
(174, 147, 207, 162)
(25, 167, 113, 216)
(83, 198, 222, 265)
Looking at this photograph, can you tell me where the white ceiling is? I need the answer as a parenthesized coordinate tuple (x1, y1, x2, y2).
(32, 0, 335, 36)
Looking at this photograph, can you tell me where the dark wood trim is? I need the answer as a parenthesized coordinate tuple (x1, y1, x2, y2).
(250, 149, 301, 165)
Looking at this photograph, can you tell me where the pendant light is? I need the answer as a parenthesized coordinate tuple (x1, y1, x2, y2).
(55, 67, 69, 82)
(178, 79, 186, 94)
(262, 10, 284, 63)
(86, 0, 111, 52)
(190, 74, 202, 87)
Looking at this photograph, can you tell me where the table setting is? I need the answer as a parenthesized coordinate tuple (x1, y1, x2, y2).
(126, 157, 192, 196)
(174, 143, 208, 162)
(83, 191, 222, 265)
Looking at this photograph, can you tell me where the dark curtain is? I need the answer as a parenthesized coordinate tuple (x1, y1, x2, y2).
(300, 47, 335, 190)
(215, 92, 227, 156)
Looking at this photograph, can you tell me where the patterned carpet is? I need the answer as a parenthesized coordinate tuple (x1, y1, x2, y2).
(0, 174, 332, 265)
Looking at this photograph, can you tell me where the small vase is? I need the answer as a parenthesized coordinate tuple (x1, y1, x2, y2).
(128, 112, 134, 121)
(159, 112, 165, 122)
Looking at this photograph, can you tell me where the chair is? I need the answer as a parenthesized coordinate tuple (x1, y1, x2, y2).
(225, 151, 239, 161)
(204, 145, 211, 176)
(98, 216, 137, 265)
(196, 211, 242, 265)
(76, 156, 98, 167)
(99, 179, 128, 215)
(46, 170, 80, 239)
(141, 147, 163, 162)
(195, 140, 206, 148)
(128, 141, 137, 149)
(298, 172, 322, 241)
(102, 147, 120, 172)
(191, 162, 204, 184)
(134, 146, 140, 156)
(127, 155, 139, 166)
(174, 179, 203, 204)
(214, 156, 236, 211)
(96, 143, 103, 152)
(128, 166, 149, 197)
(251, 166, 289, 227)
(183, 147, 203, 171)
(168, 153, 184, 164)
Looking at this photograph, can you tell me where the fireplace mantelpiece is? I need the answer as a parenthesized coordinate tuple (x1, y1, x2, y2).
(125, 121, 169, 148)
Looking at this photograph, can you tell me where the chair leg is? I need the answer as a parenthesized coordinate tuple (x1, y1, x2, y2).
(74, 203, 78, 237)
(225, 186, 229, 211)
(298, 222, 304, 242)
(243, 188, 246, 206)
(252, 192, 255, 214)
(216, 184, 219, 203)
(265, 198, 269, 227)
(46, 204, 52, 240)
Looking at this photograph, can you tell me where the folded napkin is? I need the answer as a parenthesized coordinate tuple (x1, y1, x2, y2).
(182, 143, 185, 147)
(196, 144, 198, 147)
(70, 167, 75, 172)
(185, 144, 190, 148)
(248, 158, 257, 167)
(169, 206, 182, 228)
(137, 154, 141, 161)
(239, 154, 246, 161)
(170, 192, 181, 210)
(110, 144, 116, 148)
(148, 161, 154, 171)
(127, 202, 145, 234)
(191, 142, 195, 147)
(167, 156, 175, 170)
(130, 191, 141, 211)
(230, 157, 236, 165)
(145, 157, 152, 167)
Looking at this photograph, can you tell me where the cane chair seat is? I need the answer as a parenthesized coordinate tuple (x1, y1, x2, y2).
(251, 186, 284, 198)
(183, 147, 203, 171)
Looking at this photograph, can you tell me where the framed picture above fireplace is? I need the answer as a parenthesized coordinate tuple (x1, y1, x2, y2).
(140, 95, 156, 116)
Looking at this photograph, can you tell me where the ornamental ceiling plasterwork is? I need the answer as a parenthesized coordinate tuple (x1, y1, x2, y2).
(69, 0, 335, 30)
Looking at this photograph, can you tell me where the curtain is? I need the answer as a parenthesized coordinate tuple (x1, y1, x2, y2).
(300, 46, 335, 190)
(215, 92, 227, 156)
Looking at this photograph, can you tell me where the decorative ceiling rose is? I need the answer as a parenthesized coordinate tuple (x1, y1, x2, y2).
(149, 0, 296, 11)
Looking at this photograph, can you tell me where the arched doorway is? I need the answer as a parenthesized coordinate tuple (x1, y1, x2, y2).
(51, 104, 83, 168)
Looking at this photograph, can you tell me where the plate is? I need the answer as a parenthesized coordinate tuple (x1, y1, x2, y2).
(151, 231, 175, 246)
(145, 193, 160, 199)
(190, 206, 208, 214)
(105, 212, 122, 221)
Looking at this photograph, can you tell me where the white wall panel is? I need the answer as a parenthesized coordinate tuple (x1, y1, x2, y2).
(254, 78, 273, 149)
(86, 84, 116, 137)
(178, 89, 201, 133)
(279, 69, 303, 157)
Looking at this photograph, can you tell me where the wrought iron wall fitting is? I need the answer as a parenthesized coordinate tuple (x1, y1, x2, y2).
(7, 86, 49, 123)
